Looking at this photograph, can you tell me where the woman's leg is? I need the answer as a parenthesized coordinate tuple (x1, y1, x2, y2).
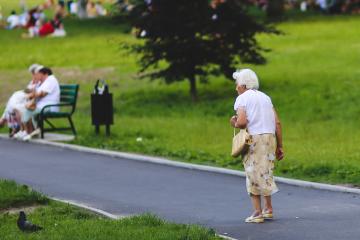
(245, 194, 264, 223)
(250, 194, 262, 215)
(14, 110, 25, 132)
(25, 120, 34, 133)
(264, 196, 273, 213)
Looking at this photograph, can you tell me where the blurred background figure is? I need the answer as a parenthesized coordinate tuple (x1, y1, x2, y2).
(26, 13, 66, 38)
(87, 1, 98, 18)
(6, 10, 20, 29)
(0, 5, 3, 23)
(95, 1, 107, 16)
(86, 0, 108, 18)
(43, 0, 56, 9)
(56, 0, 67, 18)
(69, 0, 78, 15)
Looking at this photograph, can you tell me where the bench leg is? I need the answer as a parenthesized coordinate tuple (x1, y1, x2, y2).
(39, 117, 44, 139)
(68, 116, 77, 136)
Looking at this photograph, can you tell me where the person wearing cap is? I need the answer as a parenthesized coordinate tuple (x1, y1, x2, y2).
(0, 64, 42, 137)
(229, 68, 284, 223)
(20, 66, 60, 141)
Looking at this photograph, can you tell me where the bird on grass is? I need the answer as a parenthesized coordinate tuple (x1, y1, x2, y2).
(17, 211, 43, 233)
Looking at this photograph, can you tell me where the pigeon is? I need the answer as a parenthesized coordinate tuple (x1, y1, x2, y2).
(17, 211, 43, 233)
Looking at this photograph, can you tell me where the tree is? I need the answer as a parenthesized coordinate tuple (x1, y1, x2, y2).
(267, 0, 285, 19)
(127, 0, 278, 101)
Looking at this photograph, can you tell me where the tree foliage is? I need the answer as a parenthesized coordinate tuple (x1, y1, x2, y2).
(267, 0, 285, 19)
(127, 0, 278, 100)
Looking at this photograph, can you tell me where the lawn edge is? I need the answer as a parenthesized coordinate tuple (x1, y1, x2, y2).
(51, 197, 237, 240)
(1, 134, 359, 195)
(0, 187, 234, 240)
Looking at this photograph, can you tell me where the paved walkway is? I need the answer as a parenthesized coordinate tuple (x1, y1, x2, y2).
(1, 138, 360, 240)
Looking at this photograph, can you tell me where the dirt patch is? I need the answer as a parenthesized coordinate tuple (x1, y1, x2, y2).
(0, 67, 118, 105)
(54, 67, 117, 84)
(0, 205, 42, 215)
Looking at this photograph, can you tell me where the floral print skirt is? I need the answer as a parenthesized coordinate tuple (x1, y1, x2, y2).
(243, 134, 278, 196)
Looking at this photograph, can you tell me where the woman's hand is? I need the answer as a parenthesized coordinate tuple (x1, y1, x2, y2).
(276, 147, 284, 160)
(229, 116, 237, 127)
(26, 92, 35, 100)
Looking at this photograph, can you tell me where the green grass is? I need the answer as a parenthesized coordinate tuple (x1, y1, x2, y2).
(0, 0, 360, 185)
(0, 180, 221, 240)
(1, 209, 220, 240)
(0, 180, 48, 210)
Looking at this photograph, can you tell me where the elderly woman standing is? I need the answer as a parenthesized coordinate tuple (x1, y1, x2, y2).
(230, 69, 284, 223)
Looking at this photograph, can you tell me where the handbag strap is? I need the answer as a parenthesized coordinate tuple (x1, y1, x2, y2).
(233, 128, 240, 137)
(233, 127, 249, 137)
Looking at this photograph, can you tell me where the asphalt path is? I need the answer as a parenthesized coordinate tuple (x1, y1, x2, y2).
(1, 138, 360, 240)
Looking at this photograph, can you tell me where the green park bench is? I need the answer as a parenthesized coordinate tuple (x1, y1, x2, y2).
(38, 84, 79, 139)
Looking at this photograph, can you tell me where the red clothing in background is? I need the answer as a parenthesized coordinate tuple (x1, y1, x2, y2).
(39, 22, 54, 36)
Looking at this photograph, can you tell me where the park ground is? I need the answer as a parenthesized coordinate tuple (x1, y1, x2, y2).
(0, 180, 221, 239)
(1, 0, 360, 186)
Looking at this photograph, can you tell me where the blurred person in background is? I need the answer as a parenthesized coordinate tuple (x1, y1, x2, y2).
(6, 10, 20, 29)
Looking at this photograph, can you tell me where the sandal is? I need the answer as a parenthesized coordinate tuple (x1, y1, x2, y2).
(262, 210, 273, 220)
(245, 214, 264, 223)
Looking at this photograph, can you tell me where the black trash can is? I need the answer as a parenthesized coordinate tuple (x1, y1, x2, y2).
(91, 80, 114, 136)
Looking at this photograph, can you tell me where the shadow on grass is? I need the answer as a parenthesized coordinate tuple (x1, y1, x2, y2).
(115, 81, 236, 117)
(64, 17, 132, 35)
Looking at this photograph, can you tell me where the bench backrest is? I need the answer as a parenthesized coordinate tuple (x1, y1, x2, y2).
(60, 84, 79, 114)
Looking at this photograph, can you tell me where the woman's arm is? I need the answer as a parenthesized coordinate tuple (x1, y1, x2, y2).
(230, 108, 247, 129)
(236, 108, 247, 129)
(273, 108, 284, 160)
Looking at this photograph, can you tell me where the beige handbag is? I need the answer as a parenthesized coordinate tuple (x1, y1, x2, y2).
(231, 128, 252, 157)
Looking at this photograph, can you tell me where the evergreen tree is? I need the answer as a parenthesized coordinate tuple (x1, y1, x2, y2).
(127, 0, 278, 101)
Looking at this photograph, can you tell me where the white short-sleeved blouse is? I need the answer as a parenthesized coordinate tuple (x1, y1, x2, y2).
(234, 90, 275, 135)
(36, 75, 60, 112)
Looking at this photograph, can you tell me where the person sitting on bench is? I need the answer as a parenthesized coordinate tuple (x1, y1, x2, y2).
(20, 66, 60, 141)
(1, 63, 42, 137)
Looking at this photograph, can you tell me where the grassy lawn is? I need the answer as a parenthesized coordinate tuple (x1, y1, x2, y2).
(0, 180, 221, 240)
(1, 0, 360, 185)
(0, 180, 48, 210)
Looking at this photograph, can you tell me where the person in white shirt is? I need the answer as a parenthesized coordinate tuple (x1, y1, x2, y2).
(6, 10, 20, 29)
(0, 91, 27, 134)
(230, 69, 284, 224)
(20, 67, 60, 140)
(316, 0, 327, 10)
(1, 64, 42, 137)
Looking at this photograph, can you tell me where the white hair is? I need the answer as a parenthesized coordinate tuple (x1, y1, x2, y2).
(28, 63, 43, 73)
(34, 65, 44, 74)
(232, 69, 259, 90)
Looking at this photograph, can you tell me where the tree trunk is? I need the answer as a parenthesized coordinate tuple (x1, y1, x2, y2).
(267, 0, 285, 19)
(189, 76, 198, 102)
(78, 0, 88, 19)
